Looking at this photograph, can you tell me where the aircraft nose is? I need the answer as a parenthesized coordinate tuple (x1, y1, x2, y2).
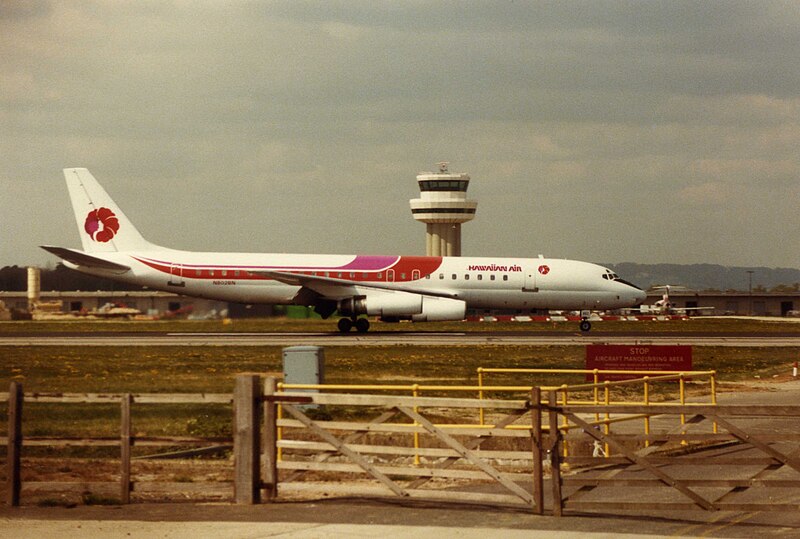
(635, 289, 647, 304)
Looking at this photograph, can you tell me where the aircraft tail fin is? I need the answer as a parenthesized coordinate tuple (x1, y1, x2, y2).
(63, 168, 161, 253)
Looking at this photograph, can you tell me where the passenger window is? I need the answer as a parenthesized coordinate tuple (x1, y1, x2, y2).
(401, 273, 406, 279)
(452, 274, 457, 280)
(503, 275, 508, 281)
(377, 272, 382, 279)
(490, 275, 495, 281)
(439, 273, 444, 279)
(465, 274, 470, 280)
(477, 274, 483, 281)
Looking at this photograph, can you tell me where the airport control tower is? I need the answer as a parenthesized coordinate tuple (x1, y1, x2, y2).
(409, 162, 477, 257)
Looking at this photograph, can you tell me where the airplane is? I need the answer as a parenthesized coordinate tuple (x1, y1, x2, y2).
(624, 285, 715, 316)
(42, 168, 647, 333)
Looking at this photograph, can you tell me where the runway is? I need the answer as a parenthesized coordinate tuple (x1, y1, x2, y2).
(1, 332, 799, 347)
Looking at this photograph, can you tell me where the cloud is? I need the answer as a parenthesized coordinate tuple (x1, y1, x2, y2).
(677, 182, 731, 206)
(2, 2, 800, 268)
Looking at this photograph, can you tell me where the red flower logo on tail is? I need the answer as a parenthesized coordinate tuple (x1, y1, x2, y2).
(84, 208, 119, 243)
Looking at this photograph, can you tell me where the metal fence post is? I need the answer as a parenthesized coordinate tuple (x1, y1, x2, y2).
(7, 381, 22, 507)
(234, 374, 262, 504)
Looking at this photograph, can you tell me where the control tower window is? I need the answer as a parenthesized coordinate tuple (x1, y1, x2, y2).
(419, 180, 469, 192)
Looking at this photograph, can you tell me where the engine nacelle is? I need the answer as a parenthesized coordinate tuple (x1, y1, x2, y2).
(337, 291, 465, 322)
(338, 291, 422, 318)
(411, 296, 466, 322)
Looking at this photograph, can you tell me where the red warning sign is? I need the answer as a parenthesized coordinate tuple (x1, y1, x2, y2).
(586, 345, 692, 381)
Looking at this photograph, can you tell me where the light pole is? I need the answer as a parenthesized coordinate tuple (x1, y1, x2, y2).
(746, 270, 754, 316)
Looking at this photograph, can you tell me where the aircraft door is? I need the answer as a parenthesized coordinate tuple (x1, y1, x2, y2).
(168, 263, 186, 287)
(523, 267, 537, 292)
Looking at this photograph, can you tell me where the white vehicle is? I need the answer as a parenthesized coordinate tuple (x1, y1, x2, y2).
(43, 168, 646, 332)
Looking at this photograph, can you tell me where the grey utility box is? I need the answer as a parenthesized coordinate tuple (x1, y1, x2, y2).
(282, 346, 325, 407)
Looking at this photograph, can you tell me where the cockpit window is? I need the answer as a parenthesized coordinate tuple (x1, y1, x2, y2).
(602, 270, 621, 281)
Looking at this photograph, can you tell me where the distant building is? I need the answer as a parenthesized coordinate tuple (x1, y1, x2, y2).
(645, 290, 799, 317)
(0, 290, 229, 319)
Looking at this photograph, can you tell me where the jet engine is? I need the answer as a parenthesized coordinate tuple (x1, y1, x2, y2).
(410, 295, 466, 321)
(337, 291, 465, 322)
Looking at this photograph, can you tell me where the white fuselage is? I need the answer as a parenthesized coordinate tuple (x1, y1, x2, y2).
(66, 250, 646, 312)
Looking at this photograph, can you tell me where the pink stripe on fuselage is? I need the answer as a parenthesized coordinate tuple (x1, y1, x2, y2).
(134, 255, 399, 272)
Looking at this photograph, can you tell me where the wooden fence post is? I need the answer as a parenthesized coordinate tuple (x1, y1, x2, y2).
(548, 390, 563, 517)
(7, 381, 22, 507)
(530, 387, 543, 515)
(234, 374, 262, 504)
(262, 376, 279, 501)
(120, 393, 132, 504)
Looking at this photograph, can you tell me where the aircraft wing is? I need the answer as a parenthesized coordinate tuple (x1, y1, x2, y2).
(255, 270, 459, 300)
(40, 245, 131, 273)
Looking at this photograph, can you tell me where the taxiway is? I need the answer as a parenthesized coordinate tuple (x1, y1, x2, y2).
(1, 332, 798, 347)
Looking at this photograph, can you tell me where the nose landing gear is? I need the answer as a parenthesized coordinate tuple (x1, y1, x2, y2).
(579, 310, 592, 332)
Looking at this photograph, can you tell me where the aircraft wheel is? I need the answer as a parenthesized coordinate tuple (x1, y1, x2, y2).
(579, 320, 592, 332)
(337, 318, 353, 333)
(355, 318, 370, 333)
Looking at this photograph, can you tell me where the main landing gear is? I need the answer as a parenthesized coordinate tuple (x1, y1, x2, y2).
(337, 317, 370, 333)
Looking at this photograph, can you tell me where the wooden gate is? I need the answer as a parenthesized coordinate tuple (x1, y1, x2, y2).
(266, 380, 542, 510)
(534, 390, 800, 515)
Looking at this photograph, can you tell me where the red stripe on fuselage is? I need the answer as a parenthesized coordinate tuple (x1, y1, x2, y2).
(132, 256, 444, 283)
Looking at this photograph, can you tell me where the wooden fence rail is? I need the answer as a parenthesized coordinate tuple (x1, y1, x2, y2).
(3, 382, 238, 506)
(7, 377, 800, 516)
(3, 379, 309, 506)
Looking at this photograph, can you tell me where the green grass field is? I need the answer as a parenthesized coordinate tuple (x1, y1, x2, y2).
(1, 317, 798, 443)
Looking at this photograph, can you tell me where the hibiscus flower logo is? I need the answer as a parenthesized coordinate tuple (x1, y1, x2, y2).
(538, 264, 550, 275)
(84, 207, 120, 243)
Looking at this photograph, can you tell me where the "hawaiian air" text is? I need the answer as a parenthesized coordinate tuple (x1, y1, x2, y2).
(467, 264, 522, 272)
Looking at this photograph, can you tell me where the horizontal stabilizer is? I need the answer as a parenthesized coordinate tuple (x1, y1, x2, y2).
(40, 245, 131, 273)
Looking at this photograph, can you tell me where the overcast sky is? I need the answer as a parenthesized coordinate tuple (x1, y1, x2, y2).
(2, 1, 799, 270)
